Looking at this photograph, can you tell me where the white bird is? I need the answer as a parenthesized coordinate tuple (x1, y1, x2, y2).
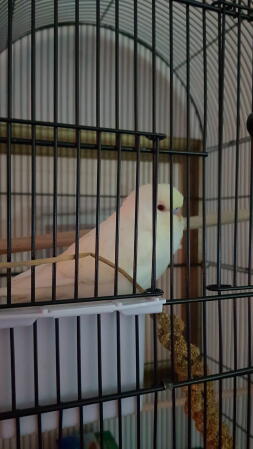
(0, 184, 184, 302)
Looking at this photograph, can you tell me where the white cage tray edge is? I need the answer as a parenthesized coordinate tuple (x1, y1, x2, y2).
(0, 296, 166, 328)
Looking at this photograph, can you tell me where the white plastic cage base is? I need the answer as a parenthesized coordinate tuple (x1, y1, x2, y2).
(0, 297, 165, 438)
(0, 296, 166, 329)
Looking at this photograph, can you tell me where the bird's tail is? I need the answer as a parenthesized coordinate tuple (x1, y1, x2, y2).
(0, 286, 30, 303)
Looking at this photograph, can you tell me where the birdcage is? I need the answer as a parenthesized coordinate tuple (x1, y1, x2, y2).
(0, 0, 253, 448)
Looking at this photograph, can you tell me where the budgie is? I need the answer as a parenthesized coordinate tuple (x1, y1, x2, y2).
(0, 184, 184, 302)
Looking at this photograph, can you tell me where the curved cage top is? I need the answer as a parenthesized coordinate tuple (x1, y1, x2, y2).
(0, 0, 252, 148)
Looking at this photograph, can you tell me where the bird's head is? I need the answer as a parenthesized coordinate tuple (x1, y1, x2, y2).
(119, 184, 184, 285)
(122, 183, 184, 234)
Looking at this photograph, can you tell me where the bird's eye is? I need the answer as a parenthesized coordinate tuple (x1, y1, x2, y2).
(157, 204, 165, 211)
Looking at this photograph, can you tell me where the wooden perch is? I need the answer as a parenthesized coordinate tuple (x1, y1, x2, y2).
(0, 230, 90, 255)
(0, 209, 249, 255)
(189, 208, 249, 230)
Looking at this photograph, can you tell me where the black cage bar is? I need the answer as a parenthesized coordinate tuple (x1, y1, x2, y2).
(0, 1, 253, 448)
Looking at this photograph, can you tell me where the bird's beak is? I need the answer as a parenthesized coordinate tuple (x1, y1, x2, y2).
(173, 208, 181, 216)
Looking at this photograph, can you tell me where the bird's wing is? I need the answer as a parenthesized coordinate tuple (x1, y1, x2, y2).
(7, 254, 134, 302)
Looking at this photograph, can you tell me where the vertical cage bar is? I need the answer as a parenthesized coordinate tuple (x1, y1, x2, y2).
(95, 1, 101, 300)
(6, 4, 18, 441)
(30, 1, 41, 446)
(55, 318, 62, 441)
(74, 1, 83, 444)
(133, 0, 138, 135)
(76, 315, 83, 447)
(151, 0, 158, 293)
(10, 329, 20, 449)
(95, 1, 103, 446)
(33, 322, 42, 449)
(151, 2, 159, 448)
(217, 7, 226, 447)
(133, 135, 140, 295)
(233, 7, 241, 289)
(151, 140, 159, 293)
(15, 416, 20, 449)
(116, 307, 122, 449)
(151, 6, 158, 289)
(132, 2, 141, 447)
(6, 0, 13, 304)
(114, 131, 122, 447)
(217, 5, 226, 288)
(232, 5, 242, 448)
(185, 5, 192, 448)
(247, 142, 253, 449)
(114, 1, 121, 298)
(246, 7, 253, 448)
(246, 86, 253, 449)
(133, 0, 140, 296)
(202, 3, 208, 449)
(52, 1, 61, 442)
(133, 147, 141, 449)
(74, 0, 81, 301)
(185, 6, 191, 300)
(152, 138, 159, 449)
(135, 314, 141, 449)
(52, 0, 58, 302)
(133, 139, 141, 449)
(114, 4, 122, 443)
(151, 137, 159, 383)
(97, 313, 104, 449)
(31, 0, 36, 303)
(169, 1, 177, 447)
